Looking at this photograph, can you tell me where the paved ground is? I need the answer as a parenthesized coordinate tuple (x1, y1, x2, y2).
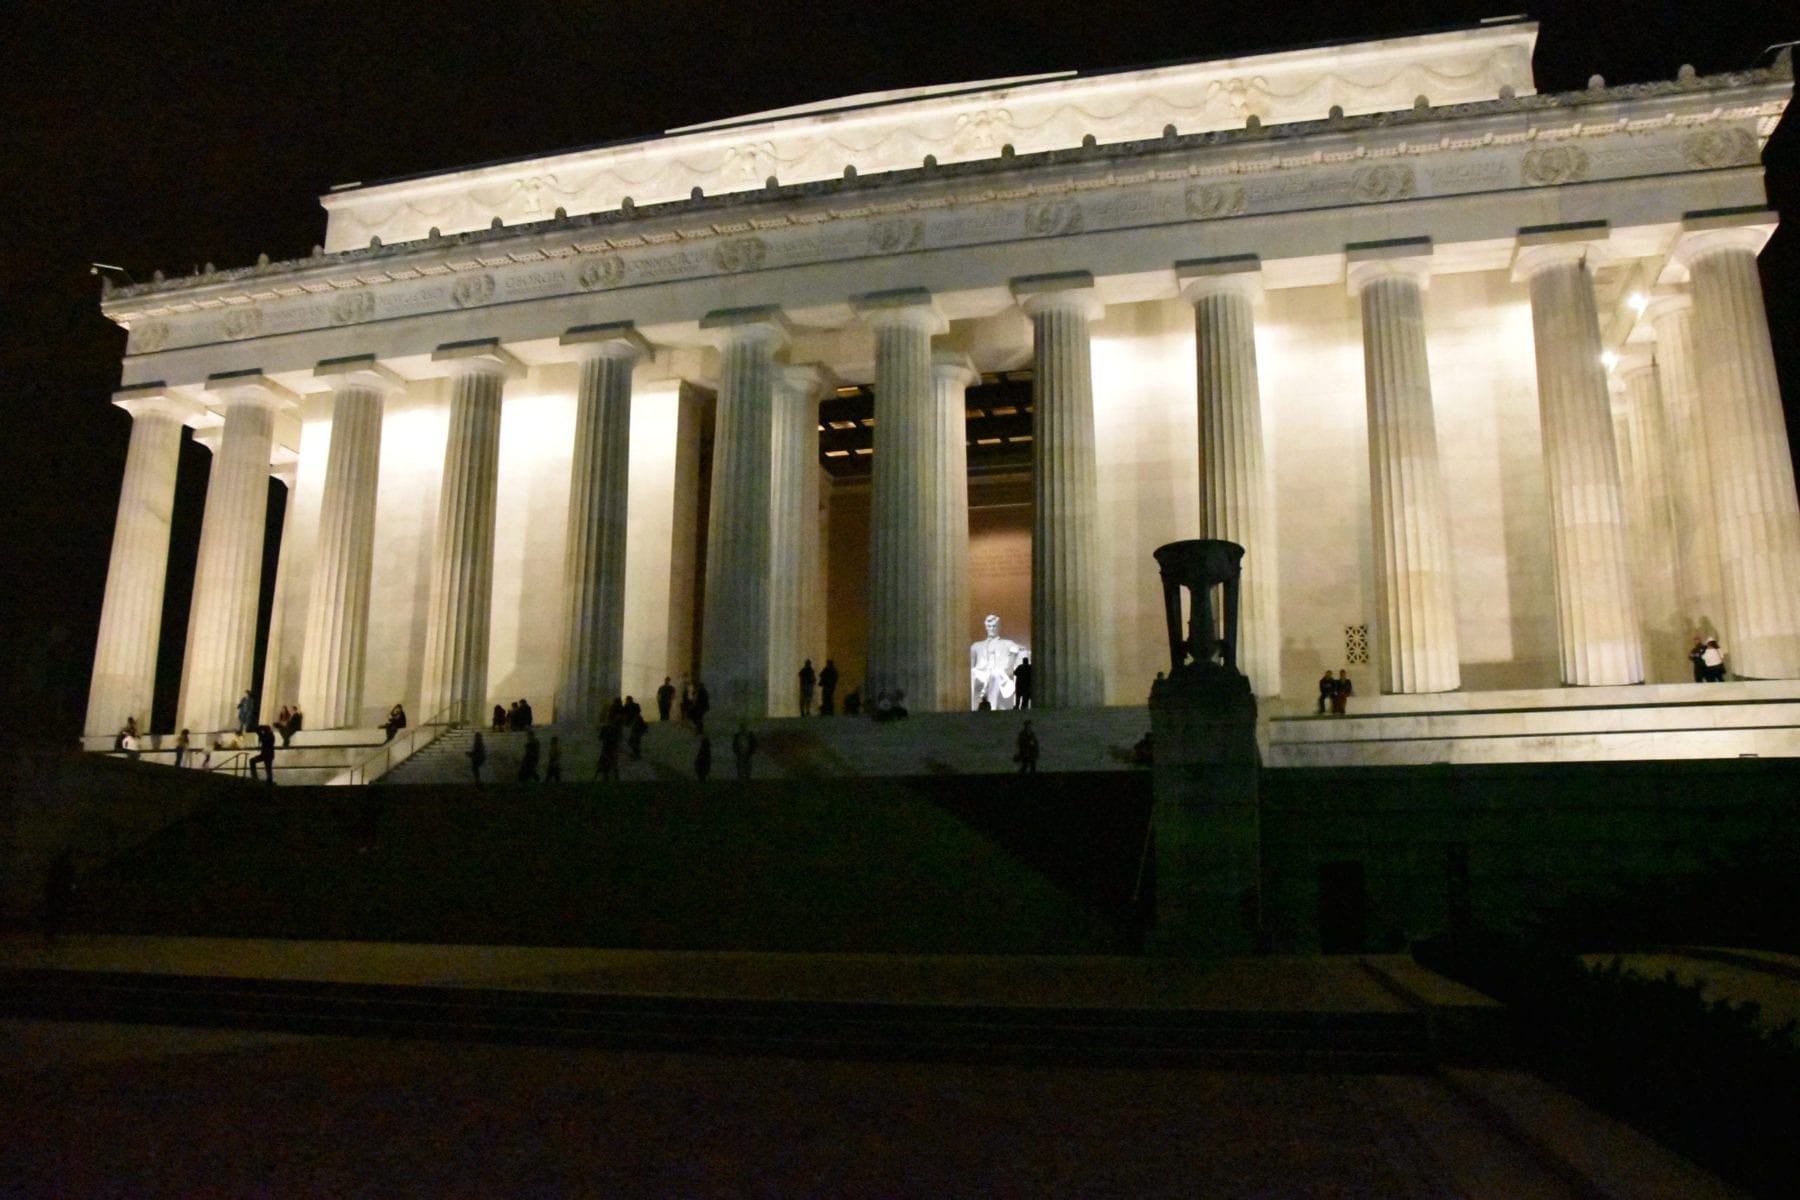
(0, 1021, 1621, 1198)
(0, 936, 1743, 1198)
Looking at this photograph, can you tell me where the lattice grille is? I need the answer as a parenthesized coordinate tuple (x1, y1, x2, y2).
(1344, 624, 1370, 665)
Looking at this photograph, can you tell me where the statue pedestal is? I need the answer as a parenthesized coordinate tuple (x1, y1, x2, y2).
(1146, 663, 1262, 956)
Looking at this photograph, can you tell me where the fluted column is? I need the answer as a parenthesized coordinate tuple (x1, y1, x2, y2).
(85, 387, 196, 735)
(1179, 256, 1283, 696)
(1614, 353, 1683, 679)
(699, 307, 788, 720)
(1646, 293, 1725, 638)
(296, 358, 400, 727)
(1673, 220, 1800, 678)
(769, 365, 825, 714)
(554, 324, 649, 724)
(1346, 248, 1461, 694)
(857, 289, 948, 710)
(1515, 236, 1643, 685)
(258, 463, 299, 722)
(1013, 272, 1105, 707)
(933, 353, 977, 711)
(178, 372, 297, 731)
(419, 341, 522, 724)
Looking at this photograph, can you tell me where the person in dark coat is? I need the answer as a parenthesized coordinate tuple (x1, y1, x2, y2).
(798, 660, 816, 715)
(1013, 657, 1034, 710)
(731, 723, 758, 780)
(1318, 671, 1335, 715)
(1330, 671, 1353, 715)
(236, 691, 256, 735)
(1015, 721, 1040, 774)
(384, 703, 407, 742)
(695, 735, 713, 781)
(468, 732, 487, 784)
(598, 722, 622, 781)
(1688, 638, 1707, 683)
(518, 730, 541, 782)
(252, 724, 277, 784)
(492, 704, 507, 732)
(692, 682, 711, 733)
(657, 677, 676, 722)
(819, 659, 839, 716)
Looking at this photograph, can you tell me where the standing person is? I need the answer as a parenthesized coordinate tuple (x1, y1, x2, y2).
(819, 659, 839, 716)
(1013, 657, 1034, 710)
(1331, 670, 1353, 715)
(798, 660, 816, 715)
(1702, 639, 1726, 682)
(627, 712, 648, 760)
(173, 728, 190, 768)
(1015, 720, 1040, 774)
(692, 682, 711, 733)
(492, 704, 507, 732)
(731, 722, 758, 781)
(518, 729, 541, 782)
(236, 690, 256, 735)
(1317, 671, 1335, 715)
(252, 724, 277, 784)
(467, 732, 487, 784)
(656, 677, 676, 722)
(694, 735, 713, 781)
(545, 735, 563, 782)
(597, 721, 622, 781)
(1688, 638, 1708, 683)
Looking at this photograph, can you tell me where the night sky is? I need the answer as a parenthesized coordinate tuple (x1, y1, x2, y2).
(2, 1, 1794, 743)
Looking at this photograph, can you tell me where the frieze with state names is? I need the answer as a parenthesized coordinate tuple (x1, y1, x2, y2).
(116, 99, 1781, 359)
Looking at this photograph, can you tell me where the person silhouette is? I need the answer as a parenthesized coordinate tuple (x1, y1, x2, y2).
(798, 660, 816, 715)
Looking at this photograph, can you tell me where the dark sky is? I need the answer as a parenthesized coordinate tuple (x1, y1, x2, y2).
(1, 1, 1795, 741)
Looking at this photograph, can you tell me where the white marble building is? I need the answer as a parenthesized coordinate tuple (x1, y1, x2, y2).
(84, 19, 1800, 740)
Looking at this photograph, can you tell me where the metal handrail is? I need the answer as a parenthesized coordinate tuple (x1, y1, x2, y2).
(332, 704, 461, 786)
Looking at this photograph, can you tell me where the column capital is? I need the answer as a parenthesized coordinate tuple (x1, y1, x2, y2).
(314, 354, 406, 395)
(112, 383, 203, 424)
(1177, 255, 1263, 304)
(700, 305, 791, 349)
(1011, 271, 1102, 320)
(852, 287, 947, 334)
(1614, 349, 1656, 378)
(931, 351, 979, 388)
(1511, 221, 1611, 282)
(1642, 291, 1693, 323)
(561, 321, 653, 362)
(431, 338, 525, 380)
(1669, 209, 1777, 271)
(776, 363, 831, 400)
(205, 370, 299, 411)
(1346, 238, 1433, 297)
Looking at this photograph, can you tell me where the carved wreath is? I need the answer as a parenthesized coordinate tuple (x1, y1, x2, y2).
(711, 237, 767, 273)
(1521, 145, 1590, 186)
(1184, 183, 1248, 219)
(576, 256, 625, 291)
(451, 274, 496, 309)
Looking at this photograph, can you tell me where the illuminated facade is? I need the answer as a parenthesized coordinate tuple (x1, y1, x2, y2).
(86, 20, 1800, 739)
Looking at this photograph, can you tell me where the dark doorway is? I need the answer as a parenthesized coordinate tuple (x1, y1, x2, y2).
(1317, 861, 1367, 954)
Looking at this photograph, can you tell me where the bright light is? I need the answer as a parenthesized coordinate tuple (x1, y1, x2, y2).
(1627, 292, 1649, 314)
(1600, 350, 1619, 371)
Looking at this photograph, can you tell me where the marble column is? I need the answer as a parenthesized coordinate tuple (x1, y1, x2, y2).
(419, 341, 522, 724)
(856, 289, 948, 710)
(1347, 247, 1460, 694)
(1179, 256, 1283, 697)
(1673, 221, 1800, 678)
(933, 353, 978, 712)
(1645, 293, 1726, 639)
(769, 365, 825, 715)
(1013, 272, 1105, 707)
(1614, 353, 1682, 679)
(1515, 237, 1642, 685)
(555, 324, 649, 725)
(178, 372, 297, 731)
(85, 386, 195, 736)
(698, 307, 788, 720)
(258, 463, 299, 723)
(298, 358, 401, 728)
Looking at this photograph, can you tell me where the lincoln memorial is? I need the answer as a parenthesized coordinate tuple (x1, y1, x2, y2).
(83, 19, 1800, 755)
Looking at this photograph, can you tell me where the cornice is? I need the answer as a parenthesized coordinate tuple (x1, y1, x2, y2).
(102, 61, 1790, 361)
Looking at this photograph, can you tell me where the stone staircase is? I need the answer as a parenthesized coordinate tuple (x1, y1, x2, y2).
(85, 727, 417, 786)
(385, 706, 1154, 785)
(1265, 679, 1800, 767)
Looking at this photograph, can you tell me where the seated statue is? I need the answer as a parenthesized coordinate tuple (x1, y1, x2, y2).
(970, 613, 1029, 711)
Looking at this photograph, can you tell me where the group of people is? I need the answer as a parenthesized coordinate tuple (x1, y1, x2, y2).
(1316, 670, 1355, 716)
(272, 705, 304, 747)
(796, 659, 842, 715)
(494, 699, 535, 731)
(1689, 638, 1728, 683)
